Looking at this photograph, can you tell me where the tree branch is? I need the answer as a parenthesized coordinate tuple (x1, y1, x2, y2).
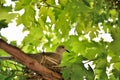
(0, 56, 14, 60)
(0, 39, 62, 80)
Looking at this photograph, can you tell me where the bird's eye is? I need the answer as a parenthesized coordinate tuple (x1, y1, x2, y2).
(61, 46, 64, 48)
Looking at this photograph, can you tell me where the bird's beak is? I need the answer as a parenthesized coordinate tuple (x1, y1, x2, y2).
(65, 49, 70, 53)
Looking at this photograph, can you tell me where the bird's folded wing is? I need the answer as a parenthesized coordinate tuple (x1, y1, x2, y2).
(27, 53, 61, 65)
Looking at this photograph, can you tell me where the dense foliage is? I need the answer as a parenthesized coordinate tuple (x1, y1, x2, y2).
(0, 0, 120, 80)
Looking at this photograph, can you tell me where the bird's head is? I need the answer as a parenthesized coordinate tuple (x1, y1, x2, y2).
(56, 45, 70, 55)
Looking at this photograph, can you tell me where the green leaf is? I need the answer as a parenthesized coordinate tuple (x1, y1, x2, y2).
(59, 0, 68, 6)
(47, 8, 55, 24)
(0, 74, 6, 80)
(14, 1, 24, 11)
(112, 69, 120, 79)
(5, 70, 15, 80)
(0, 19, 8, 29)
(69, 36, 86, 54)
(22, 24, 43, 52)
(83, 41, 105, 59)
(62, 63, 84, 80)
(0, 0, 6, 4)
(62, 62, 94, 80)
(109, 74, 119, 80)
(84, 48, 97, 59)
(113, 63, 120, 71)
(55, 17, 70, 38)
(46, 0, 55, 5)
(0, 6, 18, 23)
(111, 56, 120, 63)
(10, 41, 17, 46)
(15, 0, 32, 10)
(94, 56, 108, 80)
(82, 0, 90, 7)
(109, 28, 120, 56)
(0, 49, 10, 56)
(118, 12, 120, 26)
(39, 7, 48, 22)
(86, 65, 95, 80)
(20, 0, 32, 5)
(17, 6, 36, 27)
(95, 69, 108, 80)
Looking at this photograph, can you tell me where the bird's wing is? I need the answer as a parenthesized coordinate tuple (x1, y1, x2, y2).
(27, 52, 61, 64)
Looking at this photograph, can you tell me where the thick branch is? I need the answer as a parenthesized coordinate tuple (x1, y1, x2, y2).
(0, 39, 62, 80)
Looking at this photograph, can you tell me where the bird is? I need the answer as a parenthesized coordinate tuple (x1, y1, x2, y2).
(27, 45, 70, 72)
(0, 45, 69, 73)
